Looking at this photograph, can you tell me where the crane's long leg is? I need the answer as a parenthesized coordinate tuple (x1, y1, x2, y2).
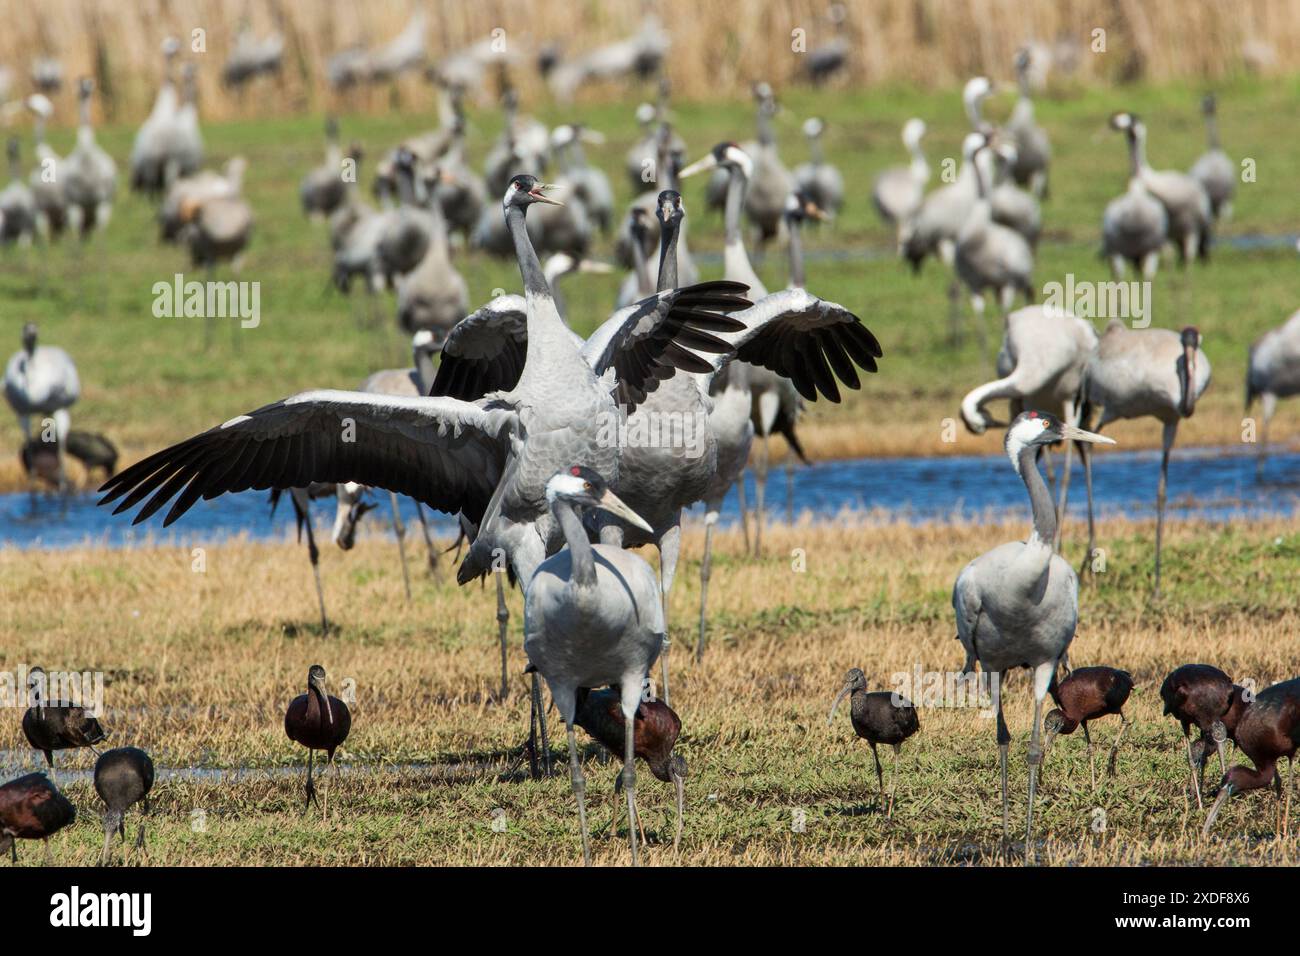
(995, 670, 1010, 842)
(623, 712, 639, 866)
(1107, 712, 1129, 777)
(1153, 421, 1177, 599)
(1025, 659, 1055, 864)
(735, 474, 751, 553)
(495, 573, 510, 701)
(566, 723, 591, 866)
(389, 492, 412, 602)
(754, 436, 770, 558)
(1080, 431, 1097, 578)
(657, 524, 681, 708)
(785, 457, 795, 524)
(696, 515, 716, 663)
(298, 501, 330, 636)
(414, 503, 440, 578)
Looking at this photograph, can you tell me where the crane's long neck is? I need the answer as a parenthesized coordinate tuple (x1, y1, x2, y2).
(33, 115, 46, 149)
(77, 92, 94, 146)
(908, 139, 929, 184)
(1126, 131, 1143, 180)
(508, 204, 576, 386)
(723, 165, 765, 296)
(1017, 444, 1057, 555)
(1205, 111, 1221, 150)
(808, 132, 824, 166)
(1132, 127, 1150, 173)
(757, 105, 775, 147)
(426, 184, 450, 261)
(786, 216, 805, 289)
(555, 499, 597, 589)
(657, 216, 679, 292)
(413, 349, 436, 395)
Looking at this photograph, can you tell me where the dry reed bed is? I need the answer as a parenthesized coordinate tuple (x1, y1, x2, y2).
(1, 514, 1297, 864)
(4, 0, 1299, 124)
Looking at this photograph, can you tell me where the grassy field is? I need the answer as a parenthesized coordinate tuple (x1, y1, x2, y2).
(3, 79, 1300, 493)
(1, 514, 1298, 866)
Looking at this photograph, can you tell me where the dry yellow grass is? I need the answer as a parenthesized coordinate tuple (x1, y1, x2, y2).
(5, 0, 1300, 124)
(2, 513, 1297, 865)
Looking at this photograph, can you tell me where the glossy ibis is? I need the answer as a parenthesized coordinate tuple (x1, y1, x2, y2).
(524, 466, 660, 866)
(94, 747, 155, 865)
(22, 666, 107, 771)
(0, 773, 75, 864)
(284, 665, 351, 817)
(1203, 677, 1300, 837)
(1160, 663, 1247, 809)
(1043, 666, 1134, 787)
(827, 668, 920, 818)
(574, 685, 687, 850)
(953, 411, 1114, 859)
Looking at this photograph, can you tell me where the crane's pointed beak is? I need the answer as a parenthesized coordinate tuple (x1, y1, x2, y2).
(805, 200, 831, 222)
(678, 154, 718, 179)
(827, 684, 851, 725)
(529, 184, 564, 206)
(596, 488, 653, 534)
(1060, 424, 1116, 445)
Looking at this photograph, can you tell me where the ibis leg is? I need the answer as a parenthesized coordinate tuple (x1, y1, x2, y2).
(673, 770, 685, 852)
(696, 518, 715, 663)
(566, 724, 591, 866)
(495, 573, 510, 701)
(1183, 730, 1204, 811)
(623, 713, 639, 866)
(887, 744, 901, 819)
(1084, 722, 1096, 790)
(1107, 713, 1129, 777)
(389, 492, 412, 602)
(870, 742, 884, 808)
(304, 749, 319, 814)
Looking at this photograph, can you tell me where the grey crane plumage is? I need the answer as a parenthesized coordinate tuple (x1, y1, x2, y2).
(25, 95, 68, 240)
(546, 15, 670, 103)
(615, 121, 698, 299)
(1103, 113, 1168, 280)
(300, 118, 348, 220)
(5, 323, 80, 491)
(953, 410, 1114, 860)
(872, 118, 928, 237)
(793, 117, 844, 218)
(1111, 111, 1211, 266)
(156, 63, 204, 193)
(395, 164, 468, 339)
(160, 156, 246, 242)
(1246, 309, 1300, 475)
(1006, 49, 1051, 198)
(129, 38, 182, 195)
(62, 78, 117, 237)
(551, 124, 614, 236)
(989, 143, 1041, 248)
(961, 305, 1098, 544)
(523, 466, 661, 865)
(222, 23, 285, 88)
(1189, 94, 1235, 222)
(1081, 323, 1211, 597)
(0, 137, 37, 245)
(955, 136, 1035, 355)
(366, 11, 428, 83)
(741, 85, 794, 246)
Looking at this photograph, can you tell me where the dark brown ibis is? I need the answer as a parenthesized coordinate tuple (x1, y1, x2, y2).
(94, 747, 155, 865)
(1204, 677, 1300, 837)
(1043, 666, 1134, 787)
(1160, 664, 1248, 809)
(284, 664, 351, 817)
(0, 773, 76, 864)
(574, 685, 688, 850)
(22, 666, 107, 770)
(827, 668, 920, 818)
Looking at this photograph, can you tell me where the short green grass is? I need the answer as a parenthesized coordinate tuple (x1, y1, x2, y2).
(3, 77, 1298, 489)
